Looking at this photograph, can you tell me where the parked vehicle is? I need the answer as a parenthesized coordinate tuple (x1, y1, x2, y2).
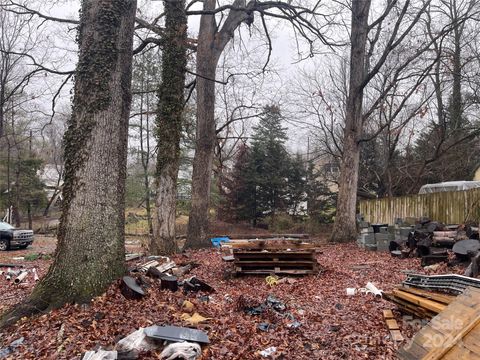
(0, 222, 34, 251)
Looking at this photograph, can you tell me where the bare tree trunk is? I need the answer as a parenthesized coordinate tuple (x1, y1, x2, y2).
(151, 0, 187, 255)
(451, 23, 462, 129)
(185, 45, 218, 249)
(13, 164, 20, 227)
(27, 202, 32, 230)
(139, 90, 153, 235)
(185, 0, 220, 248)
(330, 0, 371, 243)
(0, 0, 137, 327)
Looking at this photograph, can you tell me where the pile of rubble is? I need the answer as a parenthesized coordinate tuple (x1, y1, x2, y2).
(79, 255, 216, 360)
(357, 216, 480, 272)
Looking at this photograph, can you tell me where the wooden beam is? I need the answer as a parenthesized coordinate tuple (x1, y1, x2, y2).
(392, 290, 446, 314)
(398, 286, 456, 305)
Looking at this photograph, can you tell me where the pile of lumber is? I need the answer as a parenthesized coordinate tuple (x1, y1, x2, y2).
(398, 286, 480, 360)
(226, 239, 319, 275)
(384, 286, 455, 319)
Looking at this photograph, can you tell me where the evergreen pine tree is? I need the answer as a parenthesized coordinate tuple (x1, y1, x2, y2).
(249, 105, 290, 224)
(220, 143, 256, 221)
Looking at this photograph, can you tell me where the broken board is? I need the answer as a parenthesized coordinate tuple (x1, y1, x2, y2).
(383, 309, 404, 342)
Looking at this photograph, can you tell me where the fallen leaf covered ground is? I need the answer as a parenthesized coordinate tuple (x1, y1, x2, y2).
(0, 241, 466, 359)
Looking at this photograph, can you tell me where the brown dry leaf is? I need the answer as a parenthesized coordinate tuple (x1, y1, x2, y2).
(181, 312, 211, 325)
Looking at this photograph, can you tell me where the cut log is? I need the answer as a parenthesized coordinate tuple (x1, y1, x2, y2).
(160, 276, 178, 292)
(120, 276, 145, 300)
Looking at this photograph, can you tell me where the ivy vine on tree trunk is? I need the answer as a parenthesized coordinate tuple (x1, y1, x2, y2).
(0, 0, 137, 328)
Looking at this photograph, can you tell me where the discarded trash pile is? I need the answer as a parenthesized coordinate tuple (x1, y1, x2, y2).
(221, 238, 319, 275)
(83, 325, 208, 360)
(2, 243, 425, 359)
(398, 286, 480, 359)
(357, 216, 480, 273)
(0, 264, 39, 284)
(79, 254, 215, 359)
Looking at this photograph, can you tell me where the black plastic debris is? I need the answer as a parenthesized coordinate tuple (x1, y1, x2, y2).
(183, 276, 214, 293)
(244, 295, 286, 315)
(144, 325, 209, 344)
(161, 276, 179, 292)
(257, 323, 274, 332)
(266, 295, 286, 312)
(245, 304, 266, 316)
(120, 276, 145, 300)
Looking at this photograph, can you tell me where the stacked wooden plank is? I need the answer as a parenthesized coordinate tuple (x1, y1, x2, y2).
(227, 239, 319, 275)
(398, 286, 480, 360)
(384, 286, 455, 319)
(383, 309, 405, 342)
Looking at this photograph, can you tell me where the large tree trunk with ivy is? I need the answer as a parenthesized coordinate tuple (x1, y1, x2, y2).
(186, 0, 247, 248)
(151, 0, 187, 255)
(330, 0, 370, 243)
(0, 0, 137, 328)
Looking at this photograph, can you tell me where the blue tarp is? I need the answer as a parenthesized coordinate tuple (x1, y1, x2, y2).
(210, 236, 230, 247)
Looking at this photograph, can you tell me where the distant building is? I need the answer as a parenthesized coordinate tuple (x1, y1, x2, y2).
(37, 164, 63, 204)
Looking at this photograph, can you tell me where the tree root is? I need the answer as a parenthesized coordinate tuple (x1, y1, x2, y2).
(0, 289, 51, 329)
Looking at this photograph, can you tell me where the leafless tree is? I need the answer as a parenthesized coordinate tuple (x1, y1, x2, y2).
(185, 0, 338, 248)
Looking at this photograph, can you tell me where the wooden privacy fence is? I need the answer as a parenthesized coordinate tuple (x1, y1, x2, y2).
(359, 188, 480, 225)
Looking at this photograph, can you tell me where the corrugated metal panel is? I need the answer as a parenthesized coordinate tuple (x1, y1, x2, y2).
(359, 188, 480, 224)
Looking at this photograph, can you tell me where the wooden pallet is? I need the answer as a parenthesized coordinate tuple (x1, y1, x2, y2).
(233, 249, 319, 275)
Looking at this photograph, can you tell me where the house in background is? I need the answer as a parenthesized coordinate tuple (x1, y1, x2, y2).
(37, 164, 64, 208)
